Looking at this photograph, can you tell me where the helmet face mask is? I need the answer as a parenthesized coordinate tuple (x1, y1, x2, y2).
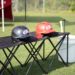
(11, 26, 30, 41)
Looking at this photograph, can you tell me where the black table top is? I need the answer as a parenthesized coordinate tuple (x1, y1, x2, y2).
(0, 32, 70, 49)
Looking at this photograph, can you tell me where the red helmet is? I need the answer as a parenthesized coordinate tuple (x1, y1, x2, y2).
(36, 21, 55, 39)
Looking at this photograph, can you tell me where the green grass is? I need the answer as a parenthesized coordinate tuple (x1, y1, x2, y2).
(0, 11, 75, 75)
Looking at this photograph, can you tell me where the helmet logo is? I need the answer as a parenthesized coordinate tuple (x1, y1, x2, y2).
(23, 30, 29, 34)
(41, 25, 51, 30)
(45, 25, 51, 30)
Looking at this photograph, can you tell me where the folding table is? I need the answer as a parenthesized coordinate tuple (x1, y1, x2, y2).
(0, 36, 22, 75)
(23, 32, 70, 73)
(0, 32, 69, 75)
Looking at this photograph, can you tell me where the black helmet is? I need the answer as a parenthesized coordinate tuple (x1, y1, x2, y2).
(11, 26, 30, 40)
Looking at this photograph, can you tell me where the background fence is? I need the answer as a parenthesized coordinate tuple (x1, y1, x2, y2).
(12, 0, 75, 13)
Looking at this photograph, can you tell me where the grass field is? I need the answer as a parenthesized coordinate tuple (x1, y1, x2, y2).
(0, 11, 75, 75)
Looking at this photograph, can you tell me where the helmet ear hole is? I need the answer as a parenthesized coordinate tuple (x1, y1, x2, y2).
(11, 26, 30, 41)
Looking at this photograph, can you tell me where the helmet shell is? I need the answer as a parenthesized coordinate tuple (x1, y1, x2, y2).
(36, 21, 55, 39)
(12, 26, 30, 40)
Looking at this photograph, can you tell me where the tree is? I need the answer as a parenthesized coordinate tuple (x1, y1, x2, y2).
(69, 0, 75, 11)
(12, 0, 19, 12)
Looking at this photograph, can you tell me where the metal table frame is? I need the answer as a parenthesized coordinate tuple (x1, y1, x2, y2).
(43, 33, 69, 65)
(0, 32, 69, 75)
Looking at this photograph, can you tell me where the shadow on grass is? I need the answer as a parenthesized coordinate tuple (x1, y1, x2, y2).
(65, 21, 75, 26)
(2, 55, 66, 75)
(0, 19, 14, 27)
(0, 24, 14, 27)
(1, 16, 75, 26)
(14, 16, 64, 23)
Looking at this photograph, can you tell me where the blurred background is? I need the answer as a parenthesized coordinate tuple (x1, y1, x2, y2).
(12, 0, 75, 13)
(0, 0, 75, 75)
(0, 0, 75, 36)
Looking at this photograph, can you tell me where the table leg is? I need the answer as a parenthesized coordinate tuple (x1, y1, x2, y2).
(2, 49, 16, 74)
(7, 47, 23, 67)
(23, 41, 45, 66)
(0, 45, 20, 75)
(24, 41, 48, 74)
(66, 34, 69, 66)
(45, 35, 66, 60)
(0, 60, 13, 75)
(47, 34, 68, 66)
